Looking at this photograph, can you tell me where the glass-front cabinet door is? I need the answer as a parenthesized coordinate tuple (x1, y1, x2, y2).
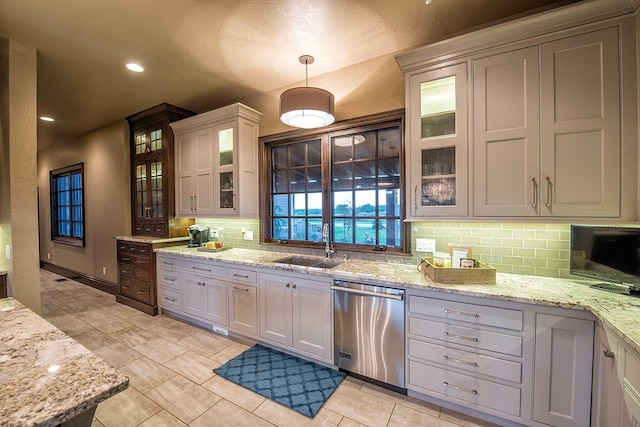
(215, 122, 237, 215)
(408, 63, 468, 217)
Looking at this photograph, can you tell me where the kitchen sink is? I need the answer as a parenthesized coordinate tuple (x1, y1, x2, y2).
(273, 256, 344, 269)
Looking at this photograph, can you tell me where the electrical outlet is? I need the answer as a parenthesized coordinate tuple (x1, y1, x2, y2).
(416, 238, 436, 252)
(212, 326, 228, 336)
(47, 253, 51, 260)
(210, 229, 219, 238)
(244, 230, 253, 240)
(5, 245, 10, 260)
(102, 267, 107, 275)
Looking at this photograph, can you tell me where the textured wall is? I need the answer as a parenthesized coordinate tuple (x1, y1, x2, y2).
(38, 120, 130, 284)
(0, 39, 40, 312)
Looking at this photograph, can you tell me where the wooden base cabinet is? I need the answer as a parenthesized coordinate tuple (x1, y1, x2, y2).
(259, 272, 332, 362)
(116, 238, 186, 315)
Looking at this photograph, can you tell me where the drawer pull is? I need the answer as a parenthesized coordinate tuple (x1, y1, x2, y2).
(444, 331, 479, 342)
(234, 287, 249, 292)
(192, 266, 212, 272)
(164, 297, 176, 302)
(233, 273, 250, 279)
(164, 277, 175, 282)
(444, 308, 479, 317)
(121, 257, 131, 262)
(444, 382, 478, 395)
(163, 261, 174, 266)
(444, 355, 478, 367)
(603, 348, 615, 358)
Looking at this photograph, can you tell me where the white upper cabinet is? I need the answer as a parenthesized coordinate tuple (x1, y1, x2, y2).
(539, 27, 620, 217)
(406, 63, 469, 218)
(398, 10, 637, 221)
(171, 103, 262, 218)
(473, 47, 540, 216)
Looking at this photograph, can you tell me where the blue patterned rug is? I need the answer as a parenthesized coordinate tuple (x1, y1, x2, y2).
(213, 344, 345, 418)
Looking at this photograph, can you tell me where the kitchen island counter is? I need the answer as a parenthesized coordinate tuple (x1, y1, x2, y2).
(156, 246, 640, 357)
(0, 298, 129, 427)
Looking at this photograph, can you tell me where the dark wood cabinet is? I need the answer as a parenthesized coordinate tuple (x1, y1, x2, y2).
(126, 103, 196, 238)
(116, 238, 185, 315)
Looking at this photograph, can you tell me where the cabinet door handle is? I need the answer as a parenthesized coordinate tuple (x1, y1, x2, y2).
(164, 297, 176, 302)
(443, 355, 478, 367)
(545, 176, 552, 208)
(292, 284, 297, 289)
(194, 195, 197, 212)
(443, 382, 478, 395)
(286, 283, 290, 288)
(234, 286, 249, 292)
(192, 266, 212, 272)
(531, 177, 538, 210)
(444, 308, 479, 317)
(444, 331, 479, 342)
(413, 184, 418, 213)
(604, 349, 615, 358)
(233, 274, 249, 279)
(232, 193, 237, 210)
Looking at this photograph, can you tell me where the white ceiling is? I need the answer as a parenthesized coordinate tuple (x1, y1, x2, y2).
(0, 0, 577, 145)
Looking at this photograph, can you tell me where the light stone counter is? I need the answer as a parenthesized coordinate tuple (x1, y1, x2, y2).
(115, 235, 189, 244)
(0, 298, 129, 427)
(156, 246, 640, 355)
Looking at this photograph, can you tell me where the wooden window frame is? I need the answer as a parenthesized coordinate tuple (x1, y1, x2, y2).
(259, 109, 409, 255)
(50, 162, 85, 247)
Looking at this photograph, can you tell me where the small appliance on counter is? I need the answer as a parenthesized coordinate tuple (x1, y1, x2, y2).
(188, 224, 210, 248)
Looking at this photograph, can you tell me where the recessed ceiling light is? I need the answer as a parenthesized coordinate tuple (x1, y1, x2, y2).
(40, 116, 54, 122)
(126, 63, 144, 73)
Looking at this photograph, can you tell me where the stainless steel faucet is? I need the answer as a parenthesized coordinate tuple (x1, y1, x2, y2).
(322, 223, 334, 258)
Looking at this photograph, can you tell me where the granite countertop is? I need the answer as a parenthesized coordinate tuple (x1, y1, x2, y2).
(156, 246, 640, 354)
(0, 298, 129, 426)
(115, 235, 189, 244)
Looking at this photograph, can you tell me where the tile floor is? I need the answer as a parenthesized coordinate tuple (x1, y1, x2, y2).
(39, 269, 498, 427)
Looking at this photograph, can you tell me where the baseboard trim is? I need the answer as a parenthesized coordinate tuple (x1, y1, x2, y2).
(40, 261, 118, 295)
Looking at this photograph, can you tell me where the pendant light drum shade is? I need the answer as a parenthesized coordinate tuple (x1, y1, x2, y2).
(280, 86, 335, 129)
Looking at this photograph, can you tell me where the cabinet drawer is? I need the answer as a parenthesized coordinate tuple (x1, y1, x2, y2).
(134, 266, 150, 282)
(118, 252, 134, 264)
(119, 264, 134, 279)
(134, 255, 151, 269)
(409, 360, 521, 416)
(625, 348, 640, 397)
(143, 223, 166, 236)
(409, 339, 522, 383)
(157, 255, 180, 271)
(159, 287, 182, 312)
(409, 296, 523, 331)
(409, 317, 522, 357)
(158, 269, 181, 291)
(138, 244, 151, 256)
(182, 259, 226, 277)
(120, 277, 135, 297)
(119, 242, 139, 254)
(228, 267, 257, 284)
(134, 280, 151, 304)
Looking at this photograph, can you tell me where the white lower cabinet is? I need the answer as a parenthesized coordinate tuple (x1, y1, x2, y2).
(182, 271, 227, 325)
(592, 323, 624, 427)
(259, 272, 332, 362)
(227, 267, 259, 337)
(532, 313, 594, 427)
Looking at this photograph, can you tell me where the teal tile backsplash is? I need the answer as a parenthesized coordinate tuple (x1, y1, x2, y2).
(195, 218, 585, 279)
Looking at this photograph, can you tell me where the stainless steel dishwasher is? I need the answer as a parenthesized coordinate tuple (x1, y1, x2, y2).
(332, 279, 405, 390)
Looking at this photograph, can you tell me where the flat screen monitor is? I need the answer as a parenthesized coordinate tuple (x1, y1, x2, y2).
(570, 225, 640, 290)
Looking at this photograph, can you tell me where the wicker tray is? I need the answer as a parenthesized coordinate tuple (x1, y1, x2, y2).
(196, 244, 233, 253)
(419, 257, 496, 284)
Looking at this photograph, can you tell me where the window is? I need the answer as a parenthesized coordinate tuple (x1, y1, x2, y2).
(261, 110, 407, 254)
(50, 163, 85, 247)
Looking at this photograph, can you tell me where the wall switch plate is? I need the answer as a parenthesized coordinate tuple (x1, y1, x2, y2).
(416, 238, 436, 252)
(244, 230, 253, 240)
(212, 326, 228, 336)
(5, 245, 10, 260)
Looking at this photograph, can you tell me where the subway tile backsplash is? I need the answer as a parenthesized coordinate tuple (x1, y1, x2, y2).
(195, 219, 580, 279)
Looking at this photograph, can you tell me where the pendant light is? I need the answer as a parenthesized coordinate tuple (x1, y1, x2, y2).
(280, 55, 335, 129)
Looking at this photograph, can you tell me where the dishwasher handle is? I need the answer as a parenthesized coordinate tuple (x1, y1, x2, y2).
(331, 285, 404, 301)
